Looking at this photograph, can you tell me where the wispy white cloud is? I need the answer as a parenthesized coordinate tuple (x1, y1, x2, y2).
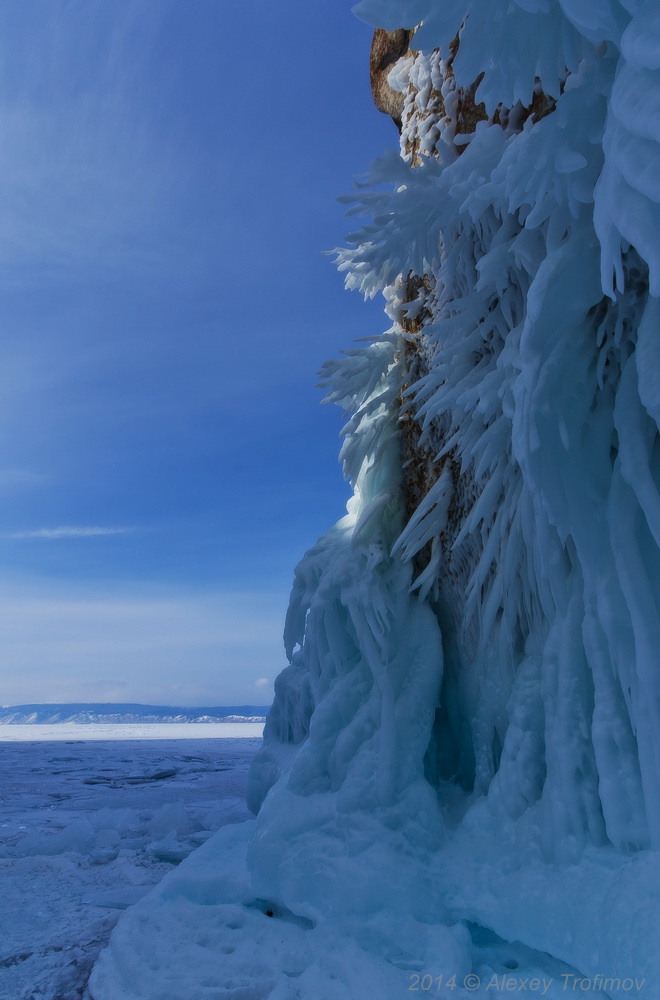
(0, 2, 198, 284)
(254, 677, 271, 688)
(7, 526, 134, 540)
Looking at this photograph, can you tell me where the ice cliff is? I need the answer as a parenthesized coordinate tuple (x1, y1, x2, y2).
(91, 4, 660, 998)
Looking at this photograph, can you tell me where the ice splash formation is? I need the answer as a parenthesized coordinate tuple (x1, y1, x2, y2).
(91, 3, 660, 998)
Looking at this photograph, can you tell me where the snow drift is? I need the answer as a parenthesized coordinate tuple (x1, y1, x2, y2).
(91, 3, 660, 998)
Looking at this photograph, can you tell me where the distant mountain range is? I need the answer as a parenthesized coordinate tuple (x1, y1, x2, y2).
(0, 703, 269, 724)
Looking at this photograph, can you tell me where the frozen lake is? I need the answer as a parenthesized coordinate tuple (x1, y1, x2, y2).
(0, 732, 262, 1000)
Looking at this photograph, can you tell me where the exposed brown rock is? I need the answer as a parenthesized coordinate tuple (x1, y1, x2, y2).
(396, 274, 469, 583)
(369, 28, 412, 131)
(397, 274, 439, 551)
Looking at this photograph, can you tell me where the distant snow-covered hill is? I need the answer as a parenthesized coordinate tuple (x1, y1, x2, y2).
(0, 703, 268, 724)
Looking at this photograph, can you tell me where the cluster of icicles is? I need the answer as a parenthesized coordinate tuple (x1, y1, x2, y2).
(250, 0, 660, 866)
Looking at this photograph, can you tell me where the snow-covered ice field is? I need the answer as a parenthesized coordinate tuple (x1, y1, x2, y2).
(0, 726, 262, 1000)
(0, 722, 264, 742)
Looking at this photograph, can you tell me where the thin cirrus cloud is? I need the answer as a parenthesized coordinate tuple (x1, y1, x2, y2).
(0, 2, 195, 284)
(7, 526, 134, 540)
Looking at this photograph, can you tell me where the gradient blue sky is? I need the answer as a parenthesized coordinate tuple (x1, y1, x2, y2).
(0, 0, 395, 706)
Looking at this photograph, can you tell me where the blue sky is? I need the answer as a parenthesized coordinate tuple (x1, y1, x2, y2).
(0, 0, 395, 706)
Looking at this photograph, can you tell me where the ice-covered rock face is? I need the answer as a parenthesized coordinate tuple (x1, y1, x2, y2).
(245, 0, 660, 983)
(251, 0, 660, 853)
